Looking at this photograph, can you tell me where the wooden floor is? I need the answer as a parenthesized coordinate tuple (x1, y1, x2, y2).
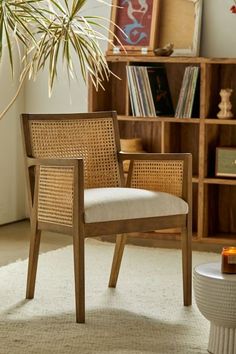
(0, 220, 72, 267)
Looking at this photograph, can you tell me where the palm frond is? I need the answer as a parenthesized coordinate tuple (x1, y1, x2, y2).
(0, 0, 117, 99)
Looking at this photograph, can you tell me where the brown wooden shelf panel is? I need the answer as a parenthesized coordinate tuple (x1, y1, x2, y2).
(201, 236, 236, 243)
(204, 178, 236, 185)
(106, 56, 236, 65)
(118, 116, 200, 123)
(205, 119, 236, 125)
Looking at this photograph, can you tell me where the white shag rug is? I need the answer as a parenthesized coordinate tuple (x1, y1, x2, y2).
(0, 239, 220, 354)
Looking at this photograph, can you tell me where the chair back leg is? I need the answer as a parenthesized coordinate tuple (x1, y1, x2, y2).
(26, 227, 41, 299)
(73, 229, 85, 323)
(181, 223, 192, 306)
(109, 234, 127, 288)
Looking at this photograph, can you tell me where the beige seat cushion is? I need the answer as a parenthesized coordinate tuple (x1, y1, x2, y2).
(84, 188, 188, 223)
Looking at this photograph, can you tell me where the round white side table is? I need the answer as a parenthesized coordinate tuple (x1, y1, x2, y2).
(193, 262, 236, 354)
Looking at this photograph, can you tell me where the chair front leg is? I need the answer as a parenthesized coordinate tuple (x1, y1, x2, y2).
(26, 225, 41, 299)
(73, 228, 85, 323)
(181, 219, 192, 306)
(109, 234, 127, 288)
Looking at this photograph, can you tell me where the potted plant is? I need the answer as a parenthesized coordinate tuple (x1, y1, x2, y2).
(0, 0, 121, 224)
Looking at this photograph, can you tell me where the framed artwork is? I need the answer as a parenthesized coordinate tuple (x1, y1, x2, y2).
(158, 0, 203, 56)
(215, 148, 236, 177)
(107, 0, 161, 55)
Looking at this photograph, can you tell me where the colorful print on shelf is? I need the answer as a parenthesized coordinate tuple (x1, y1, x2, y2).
(116, 0, 152, 46)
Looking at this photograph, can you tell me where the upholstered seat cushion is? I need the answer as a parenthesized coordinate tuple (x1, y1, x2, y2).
(84, 188, 188, 223)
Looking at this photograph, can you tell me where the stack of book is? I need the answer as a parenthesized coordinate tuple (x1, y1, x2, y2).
(175, 66, 199, 118)
(126, 65, 174, 117)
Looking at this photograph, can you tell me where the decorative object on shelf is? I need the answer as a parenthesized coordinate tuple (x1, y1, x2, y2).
(107, 0, 161, 55)
(221, 247, 236, 273)
(120, 138, 146, 173)
(217, 88, 234, 120)
(120, 138, 145, 153)
(215, 147, 236, 177)
(158, 0, 203, 56)
(154, 43, 174, 56)
(107, 0, 202, 57)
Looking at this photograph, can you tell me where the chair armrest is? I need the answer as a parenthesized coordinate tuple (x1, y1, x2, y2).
(25, 157, 84, 231)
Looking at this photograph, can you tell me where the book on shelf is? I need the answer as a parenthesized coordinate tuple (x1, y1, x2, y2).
(175, 66, 200, 118)
(126, 65, 174, 117)
(126, 66, 140, 116)
(146, 66, 174, 116)
(135, 67, 150, 116)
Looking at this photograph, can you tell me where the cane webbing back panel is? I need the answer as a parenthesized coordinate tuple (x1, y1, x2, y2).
(38, 166, 74, 227)
(29, 118, 121, 188)
(130, 160, 184, 197)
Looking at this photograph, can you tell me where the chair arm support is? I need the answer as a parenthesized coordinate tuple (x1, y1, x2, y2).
(26, 157, 84, 231)
(119, 151, 192, 210)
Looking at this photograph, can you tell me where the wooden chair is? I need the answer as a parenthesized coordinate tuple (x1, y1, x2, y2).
(21, 111, 192, 323)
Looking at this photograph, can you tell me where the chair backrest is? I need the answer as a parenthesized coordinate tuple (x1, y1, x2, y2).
(21, 111, 124, 189)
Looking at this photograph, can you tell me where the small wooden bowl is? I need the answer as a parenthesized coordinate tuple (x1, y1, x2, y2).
(120, 138, 145, 173)
(120, 138, 145, 152)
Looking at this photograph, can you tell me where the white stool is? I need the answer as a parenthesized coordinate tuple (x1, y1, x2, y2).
(194, 262, 236, 354)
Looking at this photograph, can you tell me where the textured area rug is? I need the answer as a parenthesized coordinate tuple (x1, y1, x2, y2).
(0, 239, 219, 354)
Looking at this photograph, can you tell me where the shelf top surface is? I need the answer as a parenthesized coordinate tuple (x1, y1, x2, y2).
(106, 55, 236, 64)
(118, 116, 236, 125)
(118, 116, 200, 123)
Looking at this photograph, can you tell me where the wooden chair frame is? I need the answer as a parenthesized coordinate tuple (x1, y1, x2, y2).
(21, 111, 192, 323)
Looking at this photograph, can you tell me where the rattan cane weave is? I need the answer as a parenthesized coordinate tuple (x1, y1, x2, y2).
(38, 166, 74, 227)
(130, 160, 184, 197)
(29, 118, 121, 189)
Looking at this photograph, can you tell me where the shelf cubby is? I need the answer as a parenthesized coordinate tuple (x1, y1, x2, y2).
(205, 63, 236, 119)
(203, 184, 236, 240)
(164, 122, 199, 176)
(205, 124, 236, 178)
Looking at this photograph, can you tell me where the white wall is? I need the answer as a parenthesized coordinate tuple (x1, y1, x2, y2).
(25, 0, 112, 113)
(0, 0, 111, 225)
(1, 0, 236, 224)
(0, 51, 26, 224)
(25, 0, 236, 114)
(201, 0, 236, 57)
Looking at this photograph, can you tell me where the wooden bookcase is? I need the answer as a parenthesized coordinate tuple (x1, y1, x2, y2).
(88, 56, 236, 249)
